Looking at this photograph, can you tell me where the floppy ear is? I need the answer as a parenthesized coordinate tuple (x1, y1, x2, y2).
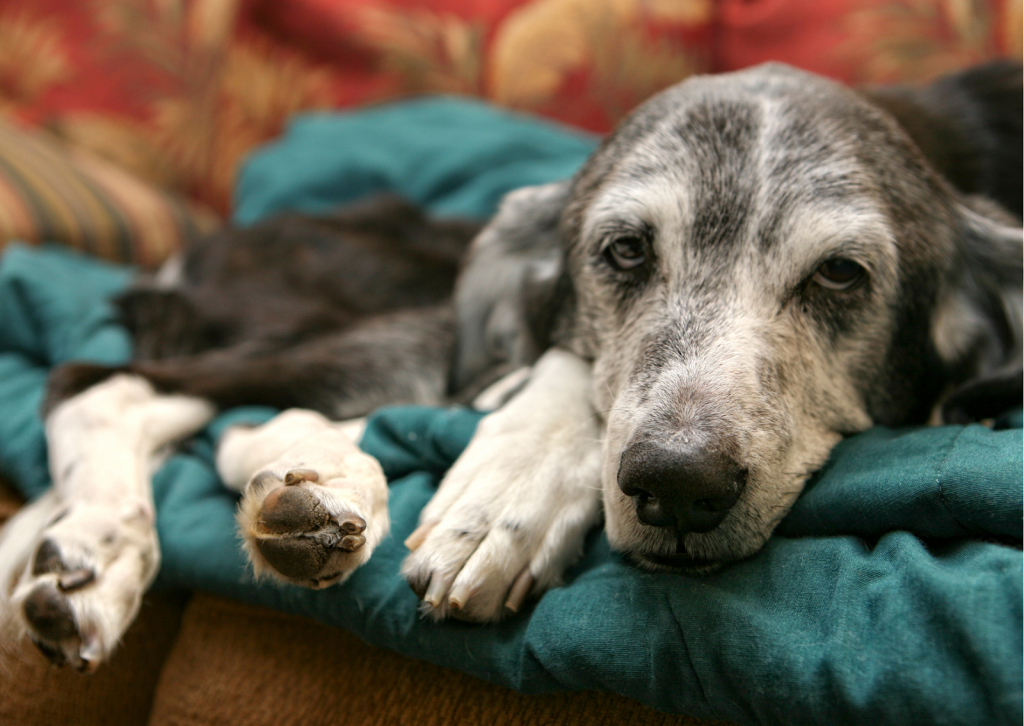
(449, 180, 573, 397)
(934, 204, 1023, 423)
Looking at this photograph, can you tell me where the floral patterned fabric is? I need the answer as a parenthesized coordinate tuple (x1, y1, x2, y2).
(0, 0, 1019, 217)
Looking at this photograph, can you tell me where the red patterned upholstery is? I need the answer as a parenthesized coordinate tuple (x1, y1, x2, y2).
(0, 0, 1017, 218)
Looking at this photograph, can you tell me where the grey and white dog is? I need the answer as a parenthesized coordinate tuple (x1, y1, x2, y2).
(1, 62, 1020, 667)
(403, 61, 1023, 616)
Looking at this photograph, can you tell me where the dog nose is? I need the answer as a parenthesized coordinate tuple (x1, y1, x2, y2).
(617, 440, 746, 534)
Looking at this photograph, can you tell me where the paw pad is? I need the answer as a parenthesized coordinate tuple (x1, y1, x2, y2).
(252, 486, 369, 581)
(257, 487, 329, 534)
(31, 538, 66, 575)
(254, 537, 331, 580)
(338, 533, 366, 551)
(23, 583, 78, 642)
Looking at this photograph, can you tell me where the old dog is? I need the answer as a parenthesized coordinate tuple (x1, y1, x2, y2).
(402, 61, 1022, 619)
(2, 62, 1021, 667)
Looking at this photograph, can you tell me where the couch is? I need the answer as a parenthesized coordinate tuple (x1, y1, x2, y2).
(0, 2, 1019, 725)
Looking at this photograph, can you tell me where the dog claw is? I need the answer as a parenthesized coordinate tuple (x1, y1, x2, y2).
(339, 515, 365, 535)
(80, 637, 102, 665)
(448, 582, 476, 612)
(30, 538, 97, 593)
(423, 571, 453, 609)
(284, 468, 319, 486)
(338, 534, 365, 551)
(504, 569, 534, 613)
(57, 568, 96, 592)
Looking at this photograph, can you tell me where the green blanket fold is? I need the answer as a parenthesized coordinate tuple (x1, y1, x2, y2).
(0, 98, 1020, 726)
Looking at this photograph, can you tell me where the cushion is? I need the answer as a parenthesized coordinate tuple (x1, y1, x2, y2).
(0, 121, 217, 266)
(148, 593, 719, 726)
(1, 0, 1014, 222)
(715, 0, 1021, 83)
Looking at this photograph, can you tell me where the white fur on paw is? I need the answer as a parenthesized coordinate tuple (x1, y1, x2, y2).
(0, 374, 212, 670)
(401, 408, 603, 622)
(235, 422, 389, 589)
(216, 409, 366, 493)
(0, 493, 159, 671)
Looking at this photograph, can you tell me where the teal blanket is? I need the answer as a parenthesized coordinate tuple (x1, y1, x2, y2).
(0, 99, 1020, 726)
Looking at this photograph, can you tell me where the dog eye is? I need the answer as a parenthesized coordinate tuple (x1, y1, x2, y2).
(605, 236, 646, 270)
(812, 258, 865, 291)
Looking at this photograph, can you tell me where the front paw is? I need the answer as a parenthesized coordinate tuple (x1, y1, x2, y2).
(401, 416, 602, 622)
(3, 499, 159, 671)
(236, 429, 389, 589)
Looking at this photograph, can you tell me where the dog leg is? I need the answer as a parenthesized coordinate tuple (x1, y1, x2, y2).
(0, 374, 214, 670)
(225, 410, 388, 589)
(402, 349, 603, 622)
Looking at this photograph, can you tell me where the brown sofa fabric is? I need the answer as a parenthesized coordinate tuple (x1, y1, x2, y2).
(0, 592, 189, 726)
(150, 593, 721, 726)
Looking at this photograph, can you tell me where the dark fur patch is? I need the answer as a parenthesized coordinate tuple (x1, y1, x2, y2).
(863, 60, 1023, 220)
(100, 196, 479, 419)
(43, 363, 129, 418)
(675, 101, 759, 256)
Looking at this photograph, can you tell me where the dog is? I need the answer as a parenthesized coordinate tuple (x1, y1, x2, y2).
(404, 60, 1023, 617)
(1, 62, 1020, 669)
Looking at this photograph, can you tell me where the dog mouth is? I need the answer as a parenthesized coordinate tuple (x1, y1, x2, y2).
(633, 548, 722, 573)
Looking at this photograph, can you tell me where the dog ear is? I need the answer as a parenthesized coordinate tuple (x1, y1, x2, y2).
(449, 180, 572, 397)
(934, 204, 1022, 423)
(864, 60, 1022, 220)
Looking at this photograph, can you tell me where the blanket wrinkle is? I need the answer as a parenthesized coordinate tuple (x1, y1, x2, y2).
(933, 425, 973, 537)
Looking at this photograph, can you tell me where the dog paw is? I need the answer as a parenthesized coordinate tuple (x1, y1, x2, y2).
(400, 409, 603, 622)
(0, 374, 214, 670)
(236, 424, 389, 588)
(2, 498, 160, 671)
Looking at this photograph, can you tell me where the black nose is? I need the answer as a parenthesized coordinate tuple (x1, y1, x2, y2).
(617, 439, 747, 534)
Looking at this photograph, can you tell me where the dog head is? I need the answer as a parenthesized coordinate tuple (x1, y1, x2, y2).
(456, 63, 1022, 570)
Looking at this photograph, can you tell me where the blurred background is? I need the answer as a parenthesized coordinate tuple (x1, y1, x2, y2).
(0, 0, 1018, 252)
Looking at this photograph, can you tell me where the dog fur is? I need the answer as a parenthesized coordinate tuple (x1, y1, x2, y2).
(406, 60, 1022, 613)
(1, 62, 1021, 665)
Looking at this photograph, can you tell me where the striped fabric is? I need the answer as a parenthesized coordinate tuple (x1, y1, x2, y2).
(0, 122, 218, 267)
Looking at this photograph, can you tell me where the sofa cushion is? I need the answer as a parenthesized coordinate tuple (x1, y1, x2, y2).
(0, 593, 187, 726)
(0, 121, 217, 266)
(149, 593, 722, 726)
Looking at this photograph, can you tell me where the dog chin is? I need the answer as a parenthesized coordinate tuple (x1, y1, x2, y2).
(606, 490, 773, 574)
(621, 526, 763, 574)
(630, 549, 723, 574)
(603, 500, 721, 573)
